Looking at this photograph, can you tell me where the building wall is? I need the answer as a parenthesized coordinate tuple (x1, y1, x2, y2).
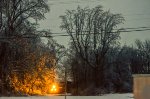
(133, 74, 150, 99)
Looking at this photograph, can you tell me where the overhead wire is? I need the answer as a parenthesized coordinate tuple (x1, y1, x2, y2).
(0, 26, 150, 39)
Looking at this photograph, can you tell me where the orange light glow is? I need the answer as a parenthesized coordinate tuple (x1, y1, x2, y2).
(50, 84, 58, 93)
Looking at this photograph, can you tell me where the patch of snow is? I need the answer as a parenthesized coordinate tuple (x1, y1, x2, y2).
(0, 93, 134, 99)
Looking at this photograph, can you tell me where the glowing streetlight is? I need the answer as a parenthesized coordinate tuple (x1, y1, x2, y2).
(50, 84, 58, 93)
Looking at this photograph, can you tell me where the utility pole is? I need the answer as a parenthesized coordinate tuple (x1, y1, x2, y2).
(64, 66, 67, 99)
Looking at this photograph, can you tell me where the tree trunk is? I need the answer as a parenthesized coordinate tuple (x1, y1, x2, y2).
(94, 67, 99, 87)
(94, 59, 105, 87)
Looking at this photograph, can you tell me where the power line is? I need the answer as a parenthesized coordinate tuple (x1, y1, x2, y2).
(49, 26, 150, 36)
(0, 27, 150, 39)
(120, 28, 150, 33)
(41, 26, 150, 35)
(119, 26, 150, 30)
(51, 28, 150, 37)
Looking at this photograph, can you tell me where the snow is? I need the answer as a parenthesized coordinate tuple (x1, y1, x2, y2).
(0, 93, 134, 99)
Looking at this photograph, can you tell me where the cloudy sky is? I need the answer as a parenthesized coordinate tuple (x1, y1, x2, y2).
(39, 0, 150, 47)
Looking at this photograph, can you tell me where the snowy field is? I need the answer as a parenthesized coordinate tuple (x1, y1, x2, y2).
(0, 93, 134, 99)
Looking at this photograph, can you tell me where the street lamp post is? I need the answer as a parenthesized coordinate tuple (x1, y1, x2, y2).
(64, 66, 67, 99)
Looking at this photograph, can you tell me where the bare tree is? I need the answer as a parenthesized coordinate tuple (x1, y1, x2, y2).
(0, 0, 50, 95)
(133, 39, 150, 73)
(60, 5, 124, 87)
(1, 0, 49, 35)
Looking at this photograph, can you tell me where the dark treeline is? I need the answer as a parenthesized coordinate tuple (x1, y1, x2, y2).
(61, 6, 150, 95)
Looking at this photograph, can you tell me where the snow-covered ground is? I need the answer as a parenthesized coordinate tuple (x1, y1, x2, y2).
(0, 93, 134, 99)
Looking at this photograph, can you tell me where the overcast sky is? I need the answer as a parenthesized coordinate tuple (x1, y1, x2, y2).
(39, 0, 150, 47)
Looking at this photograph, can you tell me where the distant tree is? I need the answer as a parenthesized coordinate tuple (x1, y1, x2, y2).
(106, 45, 133, 92)
(60, 5, 124, 87)
(131, 39, 150, 74)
